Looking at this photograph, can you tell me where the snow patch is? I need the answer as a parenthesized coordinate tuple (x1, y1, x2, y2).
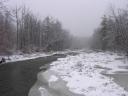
(48, 51, 128, 96)
(39, 87, 51, 96)
(0, 50, 82, 63)
(49, 75, 58, 82)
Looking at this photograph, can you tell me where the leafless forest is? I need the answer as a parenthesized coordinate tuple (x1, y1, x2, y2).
(91, 6, 128, 53)
(0, 0, 128, 55)
(0, 0, 73, 54)
(1, 0, 128, 96)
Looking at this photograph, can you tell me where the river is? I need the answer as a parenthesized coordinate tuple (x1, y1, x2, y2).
(0, 53, 67, 96)
(0, 51, 128, 96)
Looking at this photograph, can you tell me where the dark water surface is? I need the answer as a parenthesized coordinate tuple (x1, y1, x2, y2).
(107, 72, 128, 92)
(0, 54, 67, 96)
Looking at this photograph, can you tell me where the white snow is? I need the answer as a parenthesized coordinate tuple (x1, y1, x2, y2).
(1, 50, 128, 96)
(47, 51, 128, 96)
(0, 52, 51, 63)
(0, 49, 82, 63)
(39, 87, 51, 96)
(6, 53, 49, 62)
(49, 75, 58, 82)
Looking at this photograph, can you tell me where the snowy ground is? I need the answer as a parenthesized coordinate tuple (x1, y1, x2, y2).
(42, 51, 128, 96)
(2, 50, 128, 96)
(0, 50, 81, 63)
(2, 53, 50, 62)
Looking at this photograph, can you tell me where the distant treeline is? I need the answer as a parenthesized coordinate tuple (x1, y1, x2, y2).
(0, 1, 72, 54)
(91, 5, 128, 53)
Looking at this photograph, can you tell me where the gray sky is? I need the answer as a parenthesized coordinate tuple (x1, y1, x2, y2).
(8, 0, 127, 37)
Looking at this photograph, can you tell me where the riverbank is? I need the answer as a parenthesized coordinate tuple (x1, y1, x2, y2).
(0, 53, 67, 96)
(107, 71, 128, 92)
(30, 51, 128, 96)
(0, 50, 80, 63)
(1, 50, 128, 96)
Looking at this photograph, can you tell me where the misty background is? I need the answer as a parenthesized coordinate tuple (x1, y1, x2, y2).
(0, 0, 128, 54)
(7, 0, 127, 37)
(1, 1, 128, 96)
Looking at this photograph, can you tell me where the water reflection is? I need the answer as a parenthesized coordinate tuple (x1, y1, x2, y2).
(0, 55, 60, 96)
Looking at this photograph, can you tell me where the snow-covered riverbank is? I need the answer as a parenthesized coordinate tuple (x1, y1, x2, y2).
(31, 51, 128, 96)
(0, 50, 81, 63)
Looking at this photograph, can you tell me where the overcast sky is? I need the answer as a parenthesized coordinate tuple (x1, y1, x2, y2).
(8, 0, 127, 37)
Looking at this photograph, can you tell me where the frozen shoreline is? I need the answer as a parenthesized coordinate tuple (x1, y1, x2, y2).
(107, 72, 128, 92)
(29, 51, 128, 96)
(1, 50, 128, 96)
(0, 50, 81, 63)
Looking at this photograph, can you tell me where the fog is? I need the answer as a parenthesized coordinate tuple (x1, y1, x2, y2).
(8, 0, 127, 37)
